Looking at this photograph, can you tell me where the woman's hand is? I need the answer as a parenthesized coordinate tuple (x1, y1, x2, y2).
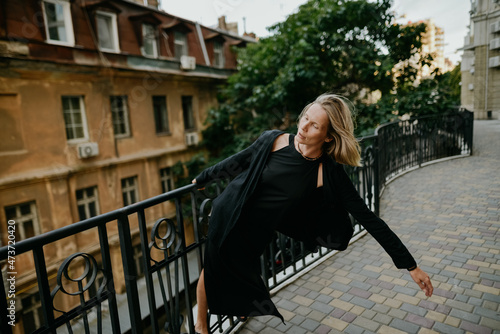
(409, 267, 433, 297)
(192, 179, 197, 184)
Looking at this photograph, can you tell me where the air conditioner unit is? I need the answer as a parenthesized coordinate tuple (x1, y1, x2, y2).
(180, 55, 196, 70)
(468, 83, 474, 91)
(491, 21, 500, 33)
(490, 38, 500, 50)
(185, 132, 199, 146)
(78, 142, 99, 159)
(489, 56, 500, 68)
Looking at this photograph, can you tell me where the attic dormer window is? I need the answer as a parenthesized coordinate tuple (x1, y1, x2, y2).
(174, 32, 188, 60)
(142, 24, 158, 57)
(42, 0, 75, 46)
(96, 11, 120, 53)
(213, 41, 225, 68)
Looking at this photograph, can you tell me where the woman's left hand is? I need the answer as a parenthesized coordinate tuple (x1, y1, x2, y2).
(409, 267, 433, 297)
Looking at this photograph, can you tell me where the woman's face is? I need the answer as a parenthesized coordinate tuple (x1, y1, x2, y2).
(296, 103, 332, 147)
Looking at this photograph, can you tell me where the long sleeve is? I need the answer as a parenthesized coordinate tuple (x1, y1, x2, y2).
(333, 164, 417, 269)
(195, 131, 280, 186)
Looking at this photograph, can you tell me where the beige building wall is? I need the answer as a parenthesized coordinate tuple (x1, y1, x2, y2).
(0, 64, 219, 333)
(0, 1, 256, 331)
(461, 0, 500, 119)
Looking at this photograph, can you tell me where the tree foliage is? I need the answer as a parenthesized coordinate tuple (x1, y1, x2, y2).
(206, 0, 426, 149)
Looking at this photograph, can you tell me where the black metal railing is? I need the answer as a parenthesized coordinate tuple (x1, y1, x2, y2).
(0, 110, 473, 334)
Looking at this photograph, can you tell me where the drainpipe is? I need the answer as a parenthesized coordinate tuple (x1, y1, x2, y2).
(195, 22, 211, 66)
(484, 0, 490, 119)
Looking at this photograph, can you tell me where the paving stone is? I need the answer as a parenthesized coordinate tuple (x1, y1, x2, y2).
(390, 318, 420, 334)
(351, 317, 380, 332)
(300, 319, 320, 332)
(460, 321, 494, 334)
(450, 308, 481, 324)
(343, 324, 365, 334)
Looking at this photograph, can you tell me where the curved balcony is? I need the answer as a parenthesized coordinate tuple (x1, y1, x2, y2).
(0, 110, 474, 334)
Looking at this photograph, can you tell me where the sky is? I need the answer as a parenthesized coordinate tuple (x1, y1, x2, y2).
(160, 0, 471, 64)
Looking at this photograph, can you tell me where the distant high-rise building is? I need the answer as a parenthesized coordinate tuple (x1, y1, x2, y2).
(403, 19, 453, 81)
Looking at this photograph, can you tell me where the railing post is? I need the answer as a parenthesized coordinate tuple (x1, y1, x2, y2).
(117, 213, 143, 333)
(33, 246, 57, 333)
(137, 210, 160, 334)
(174, 197, 195, 334)
(98, 224, 121, 334)
(0, 269, 12, 334)
(466, 110, 474, 155)
(373, 134, 380, 217)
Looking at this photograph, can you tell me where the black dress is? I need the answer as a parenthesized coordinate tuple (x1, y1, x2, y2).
(204, 134, 321, 320)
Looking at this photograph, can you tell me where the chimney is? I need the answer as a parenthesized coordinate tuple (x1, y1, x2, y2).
(218, 16, 227, 31)
(132, 0, 159, 8)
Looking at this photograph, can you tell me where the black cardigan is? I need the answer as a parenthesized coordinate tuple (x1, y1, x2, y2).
(195, 130, 416, 269)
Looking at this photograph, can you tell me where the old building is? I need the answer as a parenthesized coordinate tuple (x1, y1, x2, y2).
(461, 0, 500, 119)
(0, 0, 254, 332)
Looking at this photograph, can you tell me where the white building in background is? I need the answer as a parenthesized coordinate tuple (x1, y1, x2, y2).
(461, 0, 500, 119)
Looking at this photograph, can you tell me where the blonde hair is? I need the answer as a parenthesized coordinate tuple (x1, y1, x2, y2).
(298, 94, 361, 167)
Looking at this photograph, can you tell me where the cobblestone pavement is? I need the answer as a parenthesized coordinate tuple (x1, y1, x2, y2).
(237, 120, 500, 334)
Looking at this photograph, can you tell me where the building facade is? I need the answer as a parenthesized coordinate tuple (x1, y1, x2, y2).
(0, 0, 254, 332)
(461, 0, 500, 119)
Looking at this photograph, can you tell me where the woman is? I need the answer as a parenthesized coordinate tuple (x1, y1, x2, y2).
(193, 94, 433, 334)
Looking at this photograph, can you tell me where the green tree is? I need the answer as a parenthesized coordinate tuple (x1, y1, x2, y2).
(206, 0, 426, 152)
(380, 63, 462, 119)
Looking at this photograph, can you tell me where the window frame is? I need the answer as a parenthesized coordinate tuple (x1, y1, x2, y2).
(141, 23, 158, 58)
(95, 10, 120, 53)
(62, 96, 89, 143)
(4, 201, 40, 242)
(152, 96, 170, 135)
(21, 292, 44, 333)
(121, 176, 139, 206)
(160, 167, 175, 193)
(181, 95, 196, 131)
(110, 95, 131, 138)
(133, 243, 145, 277)
(213, 40, 225, 68)
(174, 31, 188, 60)
(76, 186, 100, 221)
(41, 0, 75, 46)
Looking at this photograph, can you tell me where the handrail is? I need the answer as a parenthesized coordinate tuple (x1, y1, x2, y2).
(0, 110, 473, 334)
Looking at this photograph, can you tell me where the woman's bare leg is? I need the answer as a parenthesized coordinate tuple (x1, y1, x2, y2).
(195, 269, 209, 334)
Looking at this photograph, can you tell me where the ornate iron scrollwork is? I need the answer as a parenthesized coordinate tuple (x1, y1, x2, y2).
(51, 252, 107, 334)
(149, 217, 181, 256)
(148, 218, 184, 333)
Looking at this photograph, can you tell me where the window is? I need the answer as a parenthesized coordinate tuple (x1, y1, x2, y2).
(182, 96, 196, 131)
(76, 186, 99, 221)
(213, 41, 225, 68)
(160, 167, 174, 193)
(87, 269, 104, 300)
(110, 96, 131, 138)
(174, 32, 188, 60)
(42, 0, 74, 46)
(142, 24, 158, 57)
(62, 96, 88, 142)
(133, 244, 145, 277)
(4, 201, 40, 242)
(121, 176, 138, 206)
(21, 293, 43, 333)
(152, 96, 169, 134)
(96, 11, 120, 52)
